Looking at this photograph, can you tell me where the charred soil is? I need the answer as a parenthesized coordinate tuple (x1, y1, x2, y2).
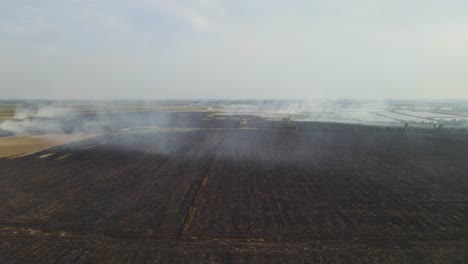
(1, 113, 468, 263)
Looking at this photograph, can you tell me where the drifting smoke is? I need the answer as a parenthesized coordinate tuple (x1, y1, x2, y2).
(0, 103, 176, 136)
(35, 106, 72, 119)
(1, 119, 64, 134)
(213, 99, 396, 124)
(0, 106, 105, 135)
(1, 100, 465, 137)
(14, 108, 36, 120)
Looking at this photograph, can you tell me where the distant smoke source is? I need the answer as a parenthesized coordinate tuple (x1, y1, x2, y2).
(0, 106, 104, 135)
(35, 106, 72, 119)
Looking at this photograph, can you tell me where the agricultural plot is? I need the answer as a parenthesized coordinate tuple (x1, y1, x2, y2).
(0, 131, 227, 239)
(298, 111, 355, 122)
(395, 110, 468, 121)
(1, 115, 468, 262)
(378, 111, 432, 123)
(347, 111, 398, 123)
(185, 129, 468, 240)
(0, 133, 92, 158)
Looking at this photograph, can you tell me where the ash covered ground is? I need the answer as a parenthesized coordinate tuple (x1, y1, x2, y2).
(0, 106, 468, 263)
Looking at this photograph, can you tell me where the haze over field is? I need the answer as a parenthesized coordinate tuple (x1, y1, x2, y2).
(1, 0, 468, 100)
(2, 3, 468, 262)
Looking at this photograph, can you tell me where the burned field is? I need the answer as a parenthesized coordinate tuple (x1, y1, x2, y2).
(1, 113, 468, 263)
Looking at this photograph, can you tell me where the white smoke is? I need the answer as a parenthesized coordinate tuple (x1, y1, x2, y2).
(13, 108, 36, 120)
(35, 106, 72, 118)
(0, 119, 65, 134)
(0, 105, 102, 135)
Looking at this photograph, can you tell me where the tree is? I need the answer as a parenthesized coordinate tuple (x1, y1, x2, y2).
(403, 123, 409, 132)
(281, 115, 292, 128)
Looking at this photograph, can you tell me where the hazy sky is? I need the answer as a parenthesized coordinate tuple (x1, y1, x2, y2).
(1, 0, 467, 100)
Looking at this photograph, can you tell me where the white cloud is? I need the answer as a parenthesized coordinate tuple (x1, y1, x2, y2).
(1, 0, 468, 99)
(162, 1, 213, 31)
(143, 0, 230, 32)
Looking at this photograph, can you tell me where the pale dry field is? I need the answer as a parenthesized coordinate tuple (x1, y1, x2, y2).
(0, 133, 93, 158)
(0, 115, 13, 121)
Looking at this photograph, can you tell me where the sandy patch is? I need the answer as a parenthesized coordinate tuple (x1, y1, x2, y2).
(57, 153, 72, 160)
(38, 153, 55, 159)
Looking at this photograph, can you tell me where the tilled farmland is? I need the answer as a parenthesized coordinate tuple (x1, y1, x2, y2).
(1, 115, 468, 263)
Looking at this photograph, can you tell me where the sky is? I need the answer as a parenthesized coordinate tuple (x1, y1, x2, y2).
(0, 0, 467, 100)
